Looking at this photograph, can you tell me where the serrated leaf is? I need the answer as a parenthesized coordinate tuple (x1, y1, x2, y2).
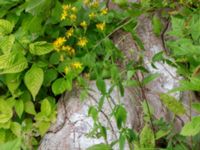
(24, 65, 44, 100)
(181, 116, 200, 136)
(140, 124, 155, 148)
(5, 73, 21, 95)
(15, 99, 24, 118)
(0, 51, 28, 74)
(52, 78, 71, 95)
(29, 41, 54, 55)
(0, 34, 15, 54)
(87, 143, 112, 150)
(43, 69, 58, 86)
(41, 99, 51, 117)
(192, 102, 200, 112)
(24, 100, 36, 115)
(160, 94, 186, 115)
(0, 19, 13, 35)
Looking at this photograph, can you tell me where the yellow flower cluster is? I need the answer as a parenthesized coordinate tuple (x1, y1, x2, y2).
(61, 4, 77, 21)
(80, 21, 87, 29)
(101, 8, 108, 15)
(64, 61, 83, 75)
(96, 22, 106, 31)
(77, 37, 88, 47)
(53, 37, 66, 50)
(62, 45, 75, 55)
(66, 28, 74, 38)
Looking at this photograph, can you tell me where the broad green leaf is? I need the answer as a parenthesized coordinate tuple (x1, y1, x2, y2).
(152, 15, 163, 36)
(181, 116, 200, 136)
(52, 78, 71, 95)
(169, 16, 185, 37)
(24, 100, 36, 115)
(140, 124, 155, 148)
(43, 69, 58, 86)
(5, 73, 21, 95)
(114, 105, 127, 129)
(24, 65, 44, 100)
(41, 98, 51, 116)
(0, 138, 21, 150)
(0, 99, 13, 123)
(0, 19, 13, 35)
(96, 78, 106, 95)
(87, 143, 112, 150)
(0, 34, 15, 54)
(37, 121, 50, 136)
(192, 102, 200, 112)
(15, 99, 24, 118)
(160, 94, 186, 115)
(11, 122, 21, 137)
(29, 41, 54, 55)
(0, 51, 28, 74)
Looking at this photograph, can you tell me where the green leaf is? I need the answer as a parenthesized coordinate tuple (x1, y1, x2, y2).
(0, 19, 13, 35)
(140, 124, 155, 148)
(43, 69, 58, 86)
(0, 34, 15, 54)
(41, 98, 51, 116)
(169, 16, 185, 37)
(0, 51, 28, 74)
(88, 106, 98, 122)
(0, 138, 21, 150)
(87, 143, 112, 150)
(160, 94, 186, 115)
(24, 65, 44, 100)
(96, 78, 106, 95)
(142, 73, 160, 85)
(11, 122, 21, 137)
(37, 121, 50, 136)
(112, 0, 128, 5)
(0, 99, 13, 123)
(52, 78, 71, 95)
(24, 100, 36, 115)
(0, 129, 5, 144)
(29, 41, 54, 55)
(152, 15, 163, 36)
(15, 99, 24, 118)
(192, 102, 200, 113)
(181, 116, 200, 136)
(5, 73, 21, 95)
(114, 105, 127, 129)
(119, 133, 126, 150)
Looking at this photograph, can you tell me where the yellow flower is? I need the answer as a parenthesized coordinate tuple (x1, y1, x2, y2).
(77, 37, 88, 47)
(101, 8, 108, 15)
(71, 62, 82, 69)
(61, 11, 68, 20)
(66, 28, 74, 38)
(70, 14, 77, 21)
(53, 37, 66, 50)
(96, 22, 106, 31)
(71, 6, 77, 13)
(62, 45, 75, 55)
(90, 1, 99, 8)
(64, 66, 70, 74)
(89, 12, 96, 19)
(80, 21, 87, 28)
(62, 4, 71, 11)
(84, 0, 90, 5)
